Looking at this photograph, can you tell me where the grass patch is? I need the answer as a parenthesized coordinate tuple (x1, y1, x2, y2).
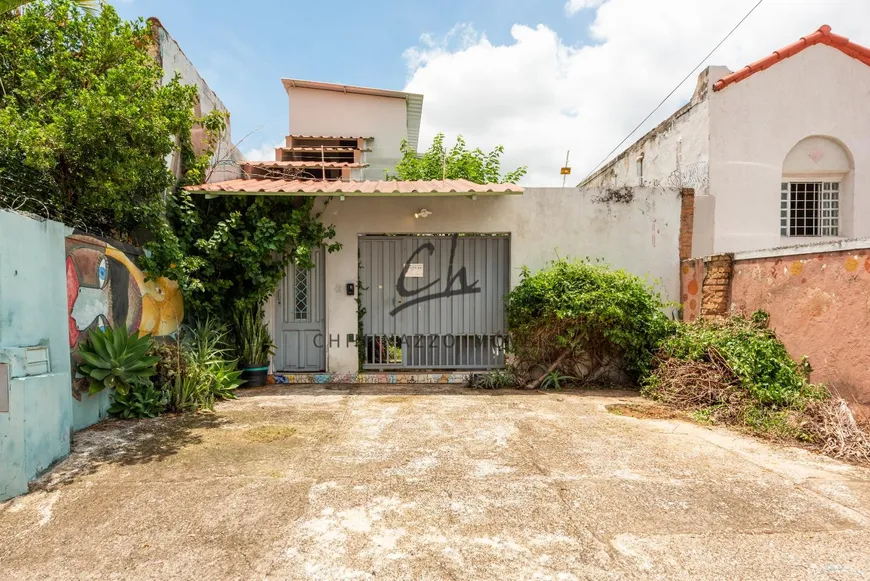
(244, 425, 297, 443)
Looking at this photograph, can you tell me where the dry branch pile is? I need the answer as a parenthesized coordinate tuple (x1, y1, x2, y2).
(644, 317, 870, 465)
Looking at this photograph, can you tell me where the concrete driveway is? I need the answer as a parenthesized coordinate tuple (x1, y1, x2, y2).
(2, 385, 870, 580)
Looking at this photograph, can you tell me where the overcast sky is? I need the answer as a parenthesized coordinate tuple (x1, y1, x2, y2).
(117, 0, 870, 186)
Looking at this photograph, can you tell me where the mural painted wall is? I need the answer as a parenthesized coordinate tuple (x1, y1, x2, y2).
(65, 233, 182, 420)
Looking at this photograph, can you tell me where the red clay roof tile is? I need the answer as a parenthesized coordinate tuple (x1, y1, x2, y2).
(184, 179, 524, 196)
(245, 161, 367, 169)
(713, 25, 870, 91)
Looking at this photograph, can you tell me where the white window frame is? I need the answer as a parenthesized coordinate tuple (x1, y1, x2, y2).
(780, 181, 840, 238)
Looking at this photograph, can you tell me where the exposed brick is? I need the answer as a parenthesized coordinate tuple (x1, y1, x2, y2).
(700, 254, 734, 320)
(679, 188, 695, 261)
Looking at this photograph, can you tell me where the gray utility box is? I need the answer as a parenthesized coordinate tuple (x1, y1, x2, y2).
(0, 363, 7, 413)
(0, 346, 51, 378)
(0, 347, 51, 414)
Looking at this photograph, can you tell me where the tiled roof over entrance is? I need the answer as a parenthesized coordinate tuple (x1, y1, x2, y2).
(185, 178, 524, 196)
(244, 161, 367, 169)
(713, 25, 870, 91)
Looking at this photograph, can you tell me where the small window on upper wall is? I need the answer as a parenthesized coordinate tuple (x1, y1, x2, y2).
(780, 182, 839, 237)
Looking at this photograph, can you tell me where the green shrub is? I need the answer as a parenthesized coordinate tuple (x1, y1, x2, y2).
(77, 325, 159, 395)
(167, 374, 211, 414)
(107, 381, 167, 419)
(166, 318, 243, 413)
(651, 315, 816, 406)
(185, 317, 243, 403)
(505, 259, 673, 384)
(149, 341, 185, 391)
(642, 314, 870, 463)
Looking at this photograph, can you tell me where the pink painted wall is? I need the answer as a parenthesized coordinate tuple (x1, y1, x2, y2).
(730, 249, 870, 408)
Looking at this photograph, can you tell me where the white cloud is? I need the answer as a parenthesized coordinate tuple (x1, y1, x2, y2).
(404, 0, 870, 186)
(564, 0, 606, 17)
(243, 142, 281, 162)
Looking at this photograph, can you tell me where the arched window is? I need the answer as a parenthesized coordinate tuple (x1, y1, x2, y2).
(781, 136, 853, 238)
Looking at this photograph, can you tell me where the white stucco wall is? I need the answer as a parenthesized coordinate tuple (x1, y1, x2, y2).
(151, 20, 241, 182)
(287, 88, 408, 179)
(274, 187, 682, 374)
(708, 44, 870, 253)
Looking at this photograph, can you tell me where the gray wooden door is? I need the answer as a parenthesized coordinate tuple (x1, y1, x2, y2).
(274, 248, 325, 371)
(359, 235, 509, 369)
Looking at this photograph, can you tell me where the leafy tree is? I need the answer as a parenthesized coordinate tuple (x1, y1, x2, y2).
(387, 133, 527, 184)
(0, 0, 209, 241)
(1, 0, 97, 14)
(141, 190, 340, 322)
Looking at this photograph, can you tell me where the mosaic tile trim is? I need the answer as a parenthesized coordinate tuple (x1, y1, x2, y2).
(273, 372, 472, 385)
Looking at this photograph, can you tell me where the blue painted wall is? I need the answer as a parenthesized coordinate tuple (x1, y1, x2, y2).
(0, 211, 73, 501)
(72, 390, 110, 432)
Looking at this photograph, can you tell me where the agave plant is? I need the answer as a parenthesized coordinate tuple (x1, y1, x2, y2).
(107, 381, 167, 419)
(538, 369, 578, 390)
(77, 325, 160, 396)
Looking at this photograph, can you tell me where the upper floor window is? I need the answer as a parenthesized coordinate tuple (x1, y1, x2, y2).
(782, 136, 852, 239)
(780, 182, 839, 237)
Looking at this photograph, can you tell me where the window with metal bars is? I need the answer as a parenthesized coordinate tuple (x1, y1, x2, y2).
(780, 182, 839, 237)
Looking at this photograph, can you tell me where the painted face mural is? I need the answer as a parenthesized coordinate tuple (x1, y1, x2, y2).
(66, 234, 183, 397)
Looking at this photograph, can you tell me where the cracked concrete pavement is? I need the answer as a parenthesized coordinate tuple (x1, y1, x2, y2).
(2, 384, 870, 580)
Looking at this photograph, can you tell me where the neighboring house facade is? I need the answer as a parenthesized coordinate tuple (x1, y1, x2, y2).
(582, 26, 870, 256)
(148, 18, 242, 183)
(263, 79, 424, 181)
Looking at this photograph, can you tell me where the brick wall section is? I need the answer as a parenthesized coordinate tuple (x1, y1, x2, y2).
(700, 254, 734, 320)
(679, 188, 695, 261)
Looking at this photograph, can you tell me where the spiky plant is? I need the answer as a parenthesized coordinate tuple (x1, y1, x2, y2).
(232, 306, 275, 366)
(77, 325, 160, 395)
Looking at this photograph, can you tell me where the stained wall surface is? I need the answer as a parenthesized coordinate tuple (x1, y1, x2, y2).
(0, 212, 72, 501)
(272, 187, 684, 374)
(729, 243, 870, 408)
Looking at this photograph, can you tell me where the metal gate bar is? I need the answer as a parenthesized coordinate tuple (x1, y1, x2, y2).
(360, 234, 509, 371)
(361, 334, 507, 370)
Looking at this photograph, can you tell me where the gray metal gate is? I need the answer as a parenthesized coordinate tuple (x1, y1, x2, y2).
(274, 248, 325, 371)
(359, 234, 509, 370)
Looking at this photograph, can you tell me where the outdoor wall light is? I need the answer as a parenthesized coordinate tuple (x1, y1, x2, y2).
(414, 209, 432, 219)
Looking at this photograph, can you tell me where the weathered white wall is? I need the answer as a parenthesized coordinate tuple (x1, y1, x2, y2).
(585, 100, 709, 193)
(708, 44, 870, 253)
(583, 68, 721, 198)
(288, 187, 682, 374)
(287, 88, 408, 179)
(151, 20, 241, 182)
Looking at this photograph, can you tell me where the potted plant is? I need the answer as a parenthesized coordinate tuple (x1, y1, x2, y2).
(233, 305, 275, 388)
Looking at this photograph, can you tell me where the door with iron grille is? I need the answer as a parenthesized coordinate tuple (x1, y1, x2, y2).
(274, 248, 325, 371)
(359, 234, 509, 370)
